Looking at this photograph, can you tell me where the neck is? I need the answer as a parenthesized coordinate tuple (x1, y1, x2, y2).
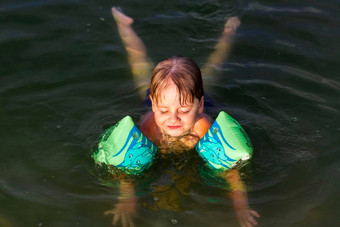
(162, 129, 190, 140)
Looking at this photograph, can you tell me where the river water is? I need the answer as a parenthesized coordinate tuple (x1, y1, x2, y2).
(1, 0, 339, 226)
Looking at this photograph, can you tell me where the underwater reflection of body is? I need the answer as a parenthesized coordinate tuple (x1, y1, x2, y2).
(98, 6, 259, 227)
(142, 150, 199, 212)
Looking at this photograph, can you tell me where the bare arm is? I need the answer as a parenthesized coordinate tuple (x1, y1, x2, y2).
(105, 181, 137, 227)
(221, 169, 260, 227)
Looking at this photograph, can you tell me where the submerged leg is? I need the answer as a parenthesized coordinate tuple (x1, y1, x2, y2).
(112, 7, 153, 98)
(202, 17, 240, 80)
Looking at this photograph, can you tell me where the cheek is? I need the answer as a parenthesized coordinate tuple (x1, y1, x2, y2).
(154, 113, 165, 125)
(183, 113, 197, 126)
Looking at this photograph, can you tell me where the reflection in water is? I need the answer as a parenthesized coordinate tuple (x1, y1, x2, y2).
(142, 149, 199, 212)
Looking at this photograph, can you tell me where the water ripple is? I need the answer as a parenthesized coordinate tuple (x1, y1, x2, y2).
(247, 2, 324, 14)
(248, 62, 340, 91)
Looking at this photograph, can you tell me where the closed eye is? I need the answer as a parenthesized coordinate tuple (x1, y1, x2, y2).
(179, 109, 190, 114)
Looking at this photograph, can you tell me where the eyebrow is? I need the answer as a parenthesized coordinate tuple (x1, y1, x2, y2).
(157, 104, 192, 108)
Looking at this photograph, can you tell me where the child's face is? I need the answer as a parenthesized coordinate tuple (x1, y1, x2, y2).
(150, 82, 204, 137)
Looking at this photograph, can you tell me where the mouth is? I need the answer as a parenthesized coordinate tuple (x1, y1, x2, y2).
(167, 126, 181, 130)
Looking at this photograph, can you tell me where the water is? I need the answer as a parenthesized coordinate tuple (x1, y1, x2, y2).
(1, 0, 339, 226)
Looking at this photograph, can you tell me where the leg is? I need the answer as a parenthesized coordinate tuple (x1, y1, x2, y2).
(112, 7, 153, 97)
(201, 17, 240, 79)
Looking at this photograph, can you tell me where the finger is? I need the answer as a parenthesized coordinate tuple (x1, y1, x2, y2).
(242, 216, 253, 227)
(238, 215, 245, 227)
(240, 219, 250, 227)
(245, 221, 252, 227)
(113, 213, 120, 225)
(241, 222, 250, 227)
(128, 216, 135, 227)
(250, 210, 260, 218)
(122, 214, 127, 227)
(104, 210, 114, 215)
(247, 216, 258, 225)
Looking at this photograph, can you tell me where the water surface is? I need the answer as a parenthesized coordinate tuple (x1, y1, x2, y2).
(0, 0, 339, 226)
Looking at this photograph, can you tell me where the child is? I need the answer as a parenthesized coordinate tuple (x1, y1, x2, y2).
(104, 7, 260, 227)
(139, 56, 213, 151)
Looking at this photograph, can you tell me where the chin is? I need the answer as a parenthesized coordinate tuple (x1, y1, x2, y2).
(167, 132, 182, 137)
(164, 129, 187, 137)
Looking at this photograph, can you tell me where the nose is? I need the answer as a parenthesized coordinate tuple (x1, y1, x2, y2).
(169, 112, 179, 123)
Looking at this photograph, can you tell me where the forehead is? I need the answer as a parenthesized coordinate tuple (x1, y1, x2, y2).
(157, 82, 179, 104)
(155, 84, 198, 107)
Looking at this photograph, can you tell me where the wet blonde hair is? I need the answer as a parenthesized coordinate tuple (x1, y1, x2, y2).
(149, 56, 203, 106)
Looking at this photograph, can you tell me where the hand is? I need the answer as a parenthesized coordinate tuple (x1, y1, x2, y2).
(235, 208, 260, 227)
(104, 197, 137, 227)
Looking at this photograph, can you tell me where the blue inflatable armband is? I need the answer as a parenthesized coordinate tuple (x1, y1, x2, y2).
(93, 116, 158, 174)
(195, 111, 253, 170)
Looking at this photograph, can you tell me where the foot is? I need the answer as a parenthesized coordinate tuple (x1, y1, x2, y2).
(111, 7, 134, 26)
(224, 16, 241, 33)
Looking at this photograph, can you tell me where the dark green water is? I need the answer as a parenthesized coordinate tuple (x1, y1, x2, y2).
(1, 0, 339, 226)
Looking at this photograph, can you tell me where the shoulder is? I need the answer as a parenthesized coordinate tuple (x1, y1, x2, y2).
(192, 113, 213, 139)
(138, 111, 154, 126)
(138, 111, 161, 145)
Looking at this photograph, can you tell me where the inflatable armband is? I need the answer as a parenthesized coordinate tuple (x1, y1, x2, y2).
(195, 111, 253, 170)
(93, 116, 157, 174)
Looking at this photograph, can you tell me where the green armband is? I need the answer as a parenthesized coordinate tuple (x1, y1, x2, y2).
(93, 116, 158, 174)
(195, 111, 253, 170)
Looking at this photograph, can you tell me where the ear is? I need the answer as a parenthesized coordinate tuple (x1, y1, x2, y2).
(199, 96, 204, 113)
(149, 95, 156, 112)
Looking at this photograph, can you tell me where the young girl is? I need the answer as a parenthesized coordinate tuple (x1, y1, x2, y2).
(139, 56, 212, 151)
(104, 7, 260, 227)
